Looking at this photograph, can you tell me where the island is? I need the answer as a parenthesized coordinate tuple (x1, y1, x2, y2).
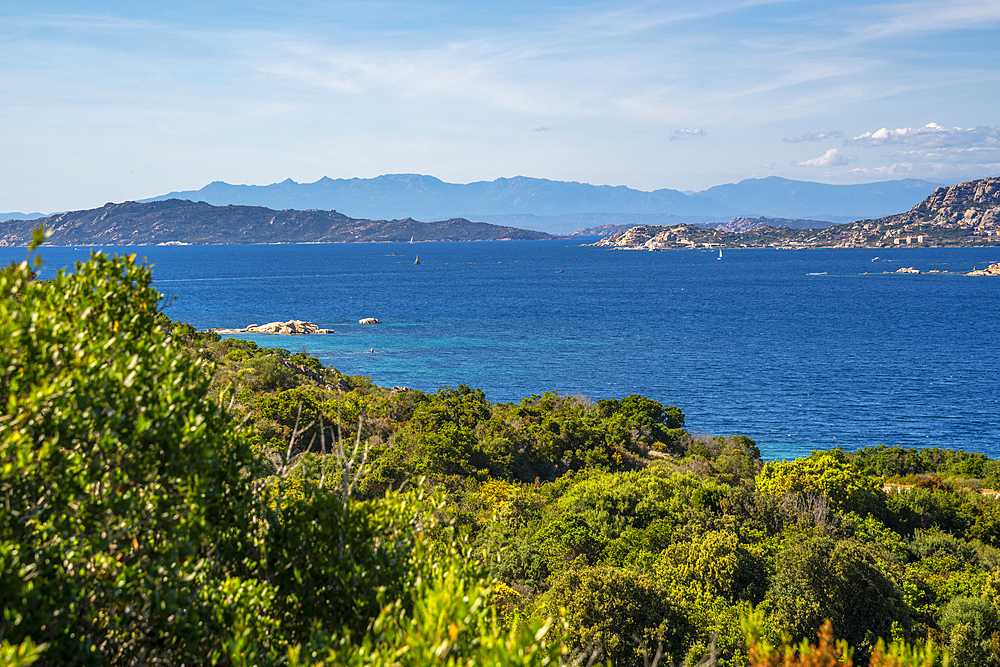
(0, 199, 553, 246)
(592, 177, 1000, 250)
(208, 320, 333, 335)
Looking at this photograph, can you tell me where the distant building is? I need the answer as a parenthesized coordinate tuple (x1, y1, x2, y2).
(894, 235, 930, 244)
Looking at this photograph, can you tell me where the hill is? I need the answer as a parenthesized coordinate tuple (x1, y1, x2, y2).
(0, 199, 553, 246)
(144, 174, 940, 231)
(592, 177, 1000, 250)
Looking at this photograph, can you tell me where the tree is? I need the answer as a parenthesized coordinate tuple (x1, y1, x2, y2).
(1, 249, 256, 664)
(939, 597, 1000, 667)
(547, 566, 690, 666)
(765, 535, 910, 660)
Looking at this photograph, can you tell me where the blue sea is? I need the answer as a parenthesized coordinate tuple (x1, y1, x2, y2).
(8, 240, 999, 461)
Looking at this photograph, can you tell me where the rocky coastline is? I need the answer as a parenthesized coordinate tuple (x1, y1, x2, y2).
(590, 177, 1000, 250)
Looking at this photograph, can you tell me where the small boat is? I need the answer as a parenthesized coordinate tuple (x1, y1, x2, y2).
(410, 236, 414, 244)
(414, 255, 420, 265)
(717, 249, 723, 260)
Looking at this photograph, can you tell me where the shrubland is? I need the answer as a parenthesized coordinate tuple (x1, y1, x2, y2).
(2, 240, 999, 666)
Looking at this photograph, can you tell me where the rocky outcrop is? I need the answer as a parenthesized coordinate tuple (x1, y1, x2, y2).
(895, 267, 921, 274)
(358, 318, 382, 324)
(209, 320, 333, 335)
(591, 224, 704, 250)
(966, 262, 1000, 276)
(901, 178, 1000, 228)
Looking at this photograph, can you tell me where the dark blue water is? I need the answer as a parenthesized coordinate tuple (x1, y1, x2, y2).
(8, 241, 999, 460)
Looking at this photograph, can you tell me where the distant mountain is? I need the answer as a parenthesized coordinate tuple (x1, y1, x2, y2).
(0, 199, 552, 247)
(147, 174, 729, 222)
(144, 174, 941, 232)
(0, 211, 47, 221)
(572, 215, 833, 237)
(697, 177, 939, 222)
(568, 224, 650, 237)
(481, 212, 719, 236)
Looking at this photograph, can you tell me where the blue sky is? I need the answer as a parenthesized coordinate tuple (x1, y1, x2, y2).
(2, 0, 999, 212)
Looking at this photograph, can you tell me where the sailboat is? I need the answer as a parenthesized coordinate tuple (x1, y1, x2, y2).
(410, 236, 414, 244)
(717, 249, 723, 260)
(414, 255, 420, 265)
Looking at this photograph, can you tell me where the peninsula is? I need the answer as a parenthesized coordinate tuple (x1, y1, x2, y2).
(0, 199, 553, 246)
(592, 177, 1000, 250)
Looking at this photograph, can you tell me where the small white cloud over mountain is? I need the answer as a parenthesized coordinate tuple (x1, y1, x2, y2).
(849, 123, 1000, 148)
(796, 149, 854, 167)
(783, 131, 844, 143)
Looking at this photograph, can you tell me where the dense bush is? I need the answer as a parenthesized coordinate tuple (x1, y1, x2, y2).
(4, 236, 1000, 666)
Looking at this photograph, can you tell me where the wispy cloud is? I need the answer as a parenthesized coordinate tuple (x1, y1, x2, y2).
(849, 123, 1000, 148)
(670, 127, 707, 140)
(533, 126, 552, 132)
(850, 0, 1000, 40)
(796, 148, 854, 167)
(783, 130, 844, 143)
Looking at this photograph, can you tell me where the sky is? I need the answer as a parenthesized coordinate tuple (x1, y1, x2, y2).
(1, 0, 999, 212)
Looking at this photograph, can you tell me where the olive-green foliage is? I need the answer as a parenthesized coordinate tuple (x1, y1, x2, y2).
(765, 534, 911, 659)
(939, 597, 1000, 667)
(598, 394, 685, 454)
(0, 251, 254, 664)
(247, 353, 301, 391)
(397, 385, 492, 478)
(258, 486, 426, 646)
(547, 565, 690, 667)
(856, 445, 993, 480)
(492, 392, 615, 480)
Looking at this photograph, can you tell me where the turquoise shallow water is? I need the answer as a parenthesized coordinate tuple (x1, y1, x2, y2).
(8, 240, 999, 460)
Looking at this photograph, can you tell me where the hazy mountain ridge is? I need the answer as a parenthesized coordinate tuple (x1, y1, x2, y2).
(145, 174, 941, 230)
(0, 211, 47, 221)
(0, 199, 552, 246)
(699, 176, 939, 221)
(592, 177, 1000, 250)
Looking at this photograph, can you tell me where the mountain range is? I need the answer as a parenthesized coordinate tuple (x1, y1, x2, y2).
(142, 174, 942, 234)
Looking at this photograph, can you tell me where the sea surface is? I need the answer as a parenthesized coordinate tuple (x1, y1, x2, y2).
(8, 240, 999, 461)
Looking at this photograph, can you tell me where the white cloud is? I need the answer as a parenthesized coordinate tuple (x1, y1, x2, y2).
(783, 130, 844, 143)
(670, 127, 707, 140)
(796, 148, 854, 167)
(849, 123, 1000, 148)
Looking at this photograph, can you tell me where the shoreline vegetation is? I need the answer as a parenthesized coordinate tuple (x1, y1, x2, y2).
(3, 237, 1000, 666)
